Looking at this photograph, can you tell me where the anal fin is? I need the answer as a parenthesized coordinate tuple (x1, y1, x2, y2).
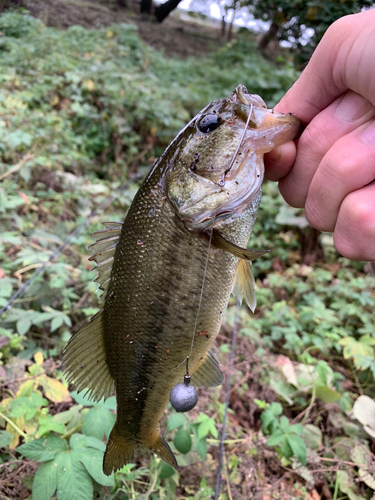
(63, 309, 115, 402)
(232, 259, 256, 313)
(191, 348, 224, 387)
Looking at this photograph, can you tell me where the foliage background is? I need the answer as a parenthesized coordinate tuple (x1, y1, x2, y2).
(0, 4, 375, 500)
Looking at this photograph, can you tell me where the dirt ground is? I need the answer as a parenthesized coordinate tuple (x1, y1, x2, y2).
(23, 0, 221, 58)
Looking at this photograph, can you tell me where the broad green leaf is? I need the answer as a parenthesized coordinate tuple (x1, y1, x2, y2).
(167, 413, 186, 431)
(56, 452, 93, 500)
(0, 430, 12, 448)
(18, 435, 68, 462)
(266, 430, 284, 447)
(287, 434, 307, 466)
(173, 428, 192, 455)
(78, 449, 114, 487)
(53, 406, 81, 426)
(17, 317, 31, 336)
(191, 424, 207, 461)
(339, 336, 374, 364)
(301, 424, 322, 451)
(69, 433, 105, 452)
(82, 405, 115, 440)
(315, 385, 341, 403)
(196, 415, 218, 439)
(51, 316, 64, 332)
(279, 437, 293, 460)
(38, 414, 66, 437)
(158, 462, 176, 480)
(32, 457, 59, 500)
(70, 390, 98, 407)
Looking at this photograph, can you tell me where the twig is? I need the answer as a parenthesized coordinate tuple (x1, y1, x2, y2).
(0, 153, 34, 182)
(254, 473, 289, 500)
(301, 385, 316, 424)
(224, 453, 234, 500)
(0, 411, 27, 438)
(60, 423, 82, 440)
(143, 466, 158, 500)
(314, 456, 366, 468)
(0, 460, 24, 469)
(71, 291, 89, 313)
(333, 469, 340, 500)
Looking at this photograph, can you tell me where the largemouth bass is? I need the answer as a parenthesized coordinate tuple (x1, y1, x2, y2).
(63, 85, 300, 475)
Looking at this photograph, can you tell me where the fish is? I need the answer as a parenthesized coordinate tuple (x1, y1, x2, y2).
(63, 84, 300, 475)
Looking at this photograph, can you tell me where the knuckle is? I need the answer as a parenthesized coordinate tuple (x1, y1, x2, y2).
(305, 196, 333, 232)
(334, 190, 375, 260)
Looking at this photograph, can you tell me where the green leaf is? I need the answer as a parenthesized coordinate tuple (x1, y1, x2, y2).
(69, 433, 106, 452)
(192, 425, 207, 461)
(173, 428, 192, 455)
(16, 317, 31, 336)
(70, 390, 98, 407)
(82, 405, 115, 440)
(0, 430, 12, 448)
(18, 435, 68, 462)
(167, 413, 186, 431)
(266, 430, 284, 447)
(56, 451, 93, 500)
(339, 336, 374, 364)
(315, 385, 341, 403)
(38, 414, 66, 437)
(32, 457, 59, 500)
(196, 414, 218, 439)
(78, 449, 114, 487)
(158, 462, 176, 480)
(287, 434, 307, 465)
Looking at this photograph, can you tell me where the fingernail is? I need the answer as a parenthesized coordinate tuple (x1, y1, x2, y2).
(335, 91, 371, 122)
(362, 120, 375, 144)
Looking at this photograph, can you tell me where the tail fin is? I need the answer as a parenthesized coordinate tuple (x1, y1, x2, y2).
(103, 425, 178, 476)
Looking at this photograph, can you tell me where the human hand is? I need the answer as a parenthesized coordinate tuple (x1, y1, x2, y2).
(265, 9, 375, 261)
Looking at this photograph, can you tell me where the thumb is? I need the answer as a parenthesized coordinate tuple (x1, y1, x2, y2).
(275, 9, 375, 123)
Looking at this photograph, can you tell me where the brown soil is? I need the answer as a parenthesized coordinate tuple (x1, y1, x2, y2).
(22, 0, 221, 58)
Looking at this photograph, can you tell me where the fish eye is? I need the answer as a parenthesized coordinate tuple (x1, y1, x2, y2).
(198, 114, 222, 134)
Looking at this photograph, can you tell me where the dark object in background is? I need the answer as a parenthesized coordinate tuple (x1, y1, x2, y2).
(155, 0, 183, 22)
(140, 0, 152, 15)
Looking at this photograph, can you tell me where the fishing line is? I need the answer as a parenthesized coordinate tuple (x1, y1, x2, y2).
(215, 299, 240, 500)
(218, 103, 253, 187)
(170, 227, 213, 375)
(189, 227, 213, 359)
(0, 174, 142, 318)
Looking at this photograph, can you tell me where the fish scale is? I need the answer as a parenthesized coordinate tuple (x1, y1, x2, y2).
(63, 85, 301, 475)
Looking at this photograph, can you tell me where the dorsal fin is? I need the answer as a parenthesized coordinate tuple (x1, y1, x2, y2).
(88, 222, 123, 299)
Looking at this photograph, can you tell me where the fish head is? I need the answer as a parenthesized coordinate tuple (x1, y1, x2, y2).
(166, 84, 301, 231)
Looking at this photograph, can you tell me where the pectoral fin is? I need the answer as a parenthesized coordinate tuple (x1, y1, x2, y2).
(211, 231, 269, 260)
(232, 259, 256, 313)
(191, 348, 224, 387)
